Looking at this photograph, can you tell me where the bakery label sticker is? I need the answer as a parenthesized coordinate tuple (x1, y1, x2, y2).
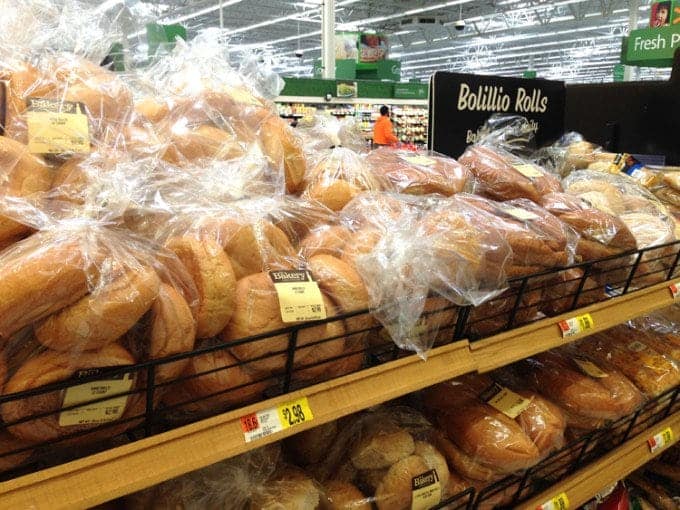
(26, 98, 90, 154)
(269, 270, 326, 323)
(480, 383, 532, 419)
(241, 396, 313, 443)
(647, 427, 674, 453)
(558, 313, 594, 338)
(411, 469, 441, 510)
(573, 358, 608, 378)
(403, 154, 436, 166)
(513, 164, 544, 178)
(59, 370, 133, 426)
(669, 282, 680, 298)
(537, 492, 569, 510)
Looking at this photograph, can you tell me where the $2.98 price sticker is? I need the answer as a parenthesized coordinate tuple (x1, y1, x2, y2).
(240, 397, 313, 443)
(647, 427, 674, 453)
(558, 313, 594, 338)
(536, 492, 569, 510)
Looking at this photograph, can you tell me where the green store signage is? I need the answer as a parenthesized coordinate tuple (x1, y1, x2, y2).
(623, 25, 680, 67)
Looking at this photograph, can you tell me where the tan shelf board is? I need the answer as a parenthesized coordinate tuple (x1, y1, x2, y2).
(471, 279, 679, 372)
(0, 340, 473, 510)
(520, 411, 680, 510)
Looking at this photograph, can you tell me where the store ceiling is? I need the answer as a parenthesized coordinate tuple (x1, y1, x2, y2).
(128, 0, 671, 84)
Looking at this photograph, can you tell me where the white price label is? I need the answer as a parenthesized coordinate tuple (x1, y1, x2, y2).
(240, 397, 312, 443)
(647, 427, 674, 453)
(558, 313, 594, 338)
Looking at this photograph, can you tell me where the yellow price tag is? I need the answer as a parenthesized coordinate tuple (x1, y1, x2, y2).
(277, 397, 313, 430)
(558, 313, 594, 338)
(537, 492, 569, 510)
(480, 383, 532, 419)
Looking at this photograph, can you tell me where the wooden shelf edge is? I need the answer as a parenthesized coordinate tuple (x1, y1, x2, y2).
(520, 411, 680, 510)
(471, 279, 679, 372)
(0, 341, 473, 510)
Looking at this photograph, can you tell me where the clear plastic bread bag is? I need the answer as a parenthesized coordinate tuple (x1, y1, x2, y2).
(532, 132, 605, 178)
(127, 443, 282, 510)
(0, 0, 138, 155)
(510, 348, 646, 434)
(563, 170, 678, 287)
(423, 373, 564, 485)
(287, 406, 463, 510)
(0, 200, 199, 468)
(365, 147, 473, 197)
(458, 115, 562, 204)
(297, 114, 368, 155)
(302, 147, 388, 211)
(135, 30, 305, 194)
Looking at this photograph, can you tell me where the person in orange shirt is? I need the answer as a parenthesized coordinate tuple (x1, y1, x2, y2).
(372, 105, 399, 146)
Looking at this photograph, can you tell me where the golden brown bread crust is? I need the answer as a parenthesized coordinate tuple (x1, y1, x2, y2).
(1, 344, 138, 443)
(514, 390, 566, 456)
(259, 116, 306, 193)
(165, 237, 236, 338)
(300, 225, 352, 259)
(162, 124, 245, 165)
(309, 255, 369, 313)
(325, 480, 371, 510)
(34, 267, 160, 352)
(223, 273, 346, 377)
(149, 283, 197, 383)
(436, 403, 541, 473)
(161, 345, 265, 416)
(431, 431, 504, 482)
(306, 179, 364, 212)
(134, 97, 169, 123)
(0, 240, 91, 339)
(374, 455, 430, 510)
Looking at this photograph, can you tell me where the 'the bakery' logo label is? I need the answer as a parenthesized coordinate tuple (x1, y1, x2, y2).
(456, 83, 549, 113)
(269, 270, 312, 283)
(412, 469, 439, 490)
(27, 97, 85, 114)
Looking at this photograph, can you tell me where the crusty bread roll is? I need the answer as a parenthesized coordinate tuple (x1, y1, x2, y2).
(350, 423, 415, 470)
(325, 480, 371, 510)
(340, 228, 381, 270)
(166, 237, 236, 338)
(223, 272, 345, 377)
(162, 124, 245, 165)
(149, 283, 197, 383)
(431, 431, 504, 482)
(204, 219, 297, 281)
(306, 179, 364, 212)
(259, 116, 306, 194)
(414, 440, 450, 492)
(134, 97, 169, 123)
(374, 455, 430, 510)
(0, 240, 91, 339)
(300, 225, 352, 259)
(1, 344, 139, 443)
(161, 346, 265, 416)
(436, 404, 541, 473)
(34, 267, 160, 352)
(287, 420, 338, 466)
(0, 136, 52, 246)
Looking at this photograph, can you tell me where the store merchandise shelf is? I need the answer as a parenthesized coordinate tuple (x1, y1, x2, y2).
(471, 278, 680, 372)
(0, 341, 474, 509)
(519, 410, 680, 510)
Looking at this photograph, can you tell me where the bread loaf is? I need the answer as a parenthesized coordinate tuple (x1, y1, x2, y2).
(0, 240, 91, 339)
(34, 267, 160, 352)
(431, 431, 504, 482)
(514, 390, 566, 456)
(1, 344, 139, 443)
(325, 480, 371, 510)
(259, 116, 306, 193)
(162, 124, 245, 165)
(300, 225, 352, 259)
(350, 423, 415, 470)
(149, 283, 197, 383)
(165, 237, 236, 338)
(373, 455, 430, 510)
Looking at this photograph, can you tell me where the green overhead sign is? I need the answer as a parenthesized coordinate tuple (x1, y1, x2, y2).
(622, 25, 680, 67)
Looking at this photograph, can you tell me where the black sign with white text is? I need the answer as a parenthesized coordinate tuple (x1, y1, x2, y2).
(428, 72, 565, 158)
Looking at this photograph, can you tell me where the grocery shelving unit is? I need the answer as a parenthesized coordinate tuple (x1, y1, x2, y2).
(1, 277, 678, 509)
(520, 411, 680, 510)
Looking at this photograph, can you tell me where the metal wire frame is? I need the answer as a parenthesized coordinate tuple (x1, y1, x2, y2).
(433, 386, 680, 510)
(0, 241, 678, 479)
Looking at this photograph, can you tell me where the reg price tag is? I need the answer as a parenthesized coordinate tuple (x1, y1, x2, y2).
(240, 397, 313, 443)
(270, 270, 326, 323)
(536, 493, 570, 510)
(558, 313, 594, 338)
(647, 427, 674, 453)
